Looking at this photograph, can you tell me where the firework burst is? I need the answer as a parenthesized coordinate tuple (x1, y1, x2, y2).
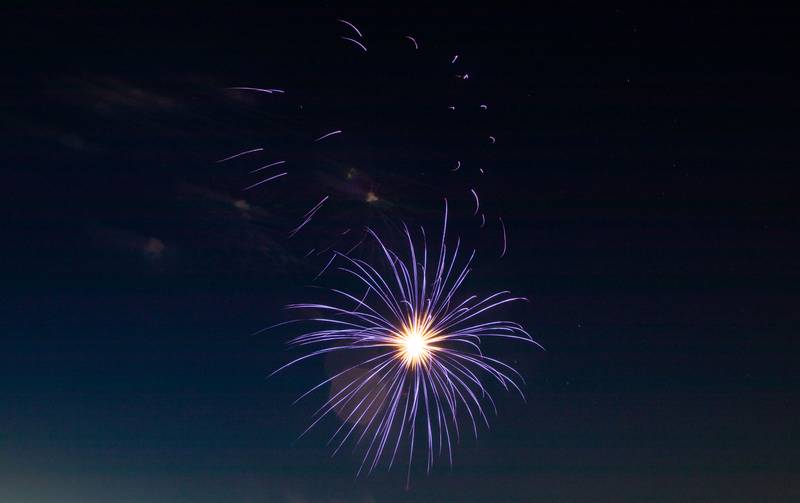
(270, 202, 541, 478)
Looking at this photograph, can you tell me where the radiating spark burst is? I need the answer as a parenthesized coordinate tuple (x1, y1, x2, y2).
(271, 202, 541, 478)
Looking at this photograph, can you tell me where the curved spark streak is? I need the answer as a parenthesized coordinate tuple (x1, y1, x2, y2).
(499, 217, 507, 257)
(249, 160, 286, 174)
(341, 36, 368, 52)
(314, 130, 343, 142)
(470, 189, 480, 215)
(451, 161, 461, 172)
(227, 87, 285, 94)
(480, 213, 486, 228)
(337, 19, 364, 38)
(216, 147, 263, 163)
(243, 172, 287, 191)
(489, 135, 496, 144)
(272, 203, 538, 475)
(405, 35, 419, 49)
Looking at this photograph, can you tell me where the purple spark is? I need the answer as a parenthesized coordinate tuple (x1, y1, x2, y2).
(270, 203, 539, 476)
(315, 234, 366, 281)
(290, 195, 329, 237)
(451, 161, 461, 172)
(314, 130, 343, 142)
(227, 87, 285, 94)
(315, 253, 338, 281)
(216, 147, 263, 163)
(337, 18, 364, 38)
(488, 135, 496, 144)
(470, 188, 480, 215)
(499, 217, 507, 257)
(480, 104, 488, 110)
(480, 213, 486, 228)
(243, 172, 288, 191)
(341, 36, 368, 52)
(249, 160, 286, 174)
(405, 35, 419, 49)
(451, 54, 459, 64)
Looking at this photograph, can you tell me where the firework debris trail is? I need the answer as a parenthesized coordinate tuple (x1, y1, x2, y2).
(249, 160, 286, 174)
(216, 147, 263, 163)
(499, 217, 508, 258)
(217, 17, 514, 259)
(341, 36, 368, 52)
(470, 188, 480, 216)
(226, 86, 285, 94)
(337, 18, 364, 38)
(243, 171, 287, 191)
(289, 195, 330, 237)
(313, 129, 343, 142)
(268, 201, 541, 480)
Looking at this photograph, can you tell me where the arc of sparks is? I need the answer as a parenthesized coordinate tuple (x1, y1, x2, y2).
(499, 217, 508, 257)
(451, 160, 461, 172)
(405, 35, 419, 49)
(216, 147, 263, 163)
(489, 135, 496, 144)
(341, 36, 368, 52)
(470, 188, 480, 215)
(337, 19, 364, 38)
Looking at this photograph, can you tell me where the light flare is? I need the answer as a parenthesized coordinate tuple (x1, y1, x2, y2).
(394, 322, 435, 367)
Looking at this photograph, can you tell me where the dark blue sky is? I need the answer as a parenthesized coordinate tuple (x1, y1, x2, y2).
(3, 5, 798, 502)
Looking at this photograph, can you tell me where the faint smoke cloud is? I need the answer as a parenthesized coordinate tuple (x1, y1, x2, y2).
(142, 237, 165, 259)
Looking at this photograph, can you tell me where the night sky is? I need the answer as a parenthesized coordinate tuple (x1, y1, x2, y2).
(3, 5, 799, 502)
